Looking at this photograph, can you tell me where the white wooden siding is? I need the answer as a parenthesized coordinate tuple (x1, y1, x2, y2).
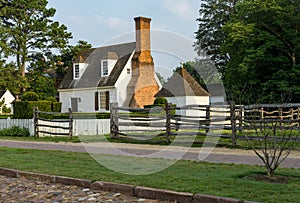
(115, 52, 134, 107)
(0, 90, 15, 113)
(166, 96, 209, 117)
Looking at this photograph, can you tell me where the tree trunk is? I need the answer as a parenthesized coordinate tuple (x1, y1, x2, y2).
(267, 167, 275, 177)
(20, 57, 26, 94)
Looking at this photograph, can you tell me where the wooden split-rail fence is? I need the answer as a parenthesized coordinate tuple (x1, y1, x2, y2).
(33, 107, 73, 138)
(110, 103, 300, 144)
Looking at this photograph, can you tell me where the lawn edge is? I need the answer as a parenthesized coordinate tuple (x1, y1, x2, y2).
(0, 167, 258, 203)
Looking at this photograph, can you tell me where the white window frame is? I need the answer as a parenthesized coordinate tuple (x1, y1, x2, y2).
(99, 91, 109, 110)
(102, 60, 108, 77)
(74, 64, 80, 79)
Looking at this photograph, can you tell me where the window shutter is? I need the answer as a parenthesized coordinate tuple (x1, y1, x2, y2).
(105, 91, 110, 110)
(95, 92, 99, 111)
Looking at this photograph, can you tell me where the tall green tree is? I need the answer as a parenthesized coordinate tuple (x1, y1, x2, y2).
(195, 0, 239, 73)
(55, 40, 92, 81)
(0, 0, 72, 93)
(174, 61, 222, 89)
(0, 61, 27, 95)
(26, 52, 56, 99)
(222, 0, 300, 103)
(26, 40, 92, 98)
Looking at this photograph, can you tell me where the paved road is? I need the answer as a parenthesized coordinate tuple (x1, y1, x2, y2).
(0, 140, 299, 168)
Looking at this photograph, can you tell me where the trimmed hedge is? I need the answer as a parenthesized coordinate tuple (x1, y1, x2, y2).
(52, 102, 62, 112)
(0, 114, 13, 119)
(13, 101, 62, 119)
(51, 112, 110, 120)
(143, 104, 176, 115)
(154, 97, 168, 105)
(14, 101, 51, 119)
(21, 92, 40, 101)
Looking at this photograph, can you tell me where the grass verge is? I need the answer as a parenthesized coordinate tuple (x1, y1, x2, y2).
(0, 147, 299, 202)
(0, 134, 299, 150)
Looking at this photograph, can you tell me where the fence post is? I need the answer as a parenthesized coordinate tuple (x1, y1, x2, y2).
(68, 108, 73, 139)
(110, 103, 119, 138)
(298, 107, 300, 127)
(33, 106, 38, 137)
(206, 106, 210, 134)
(238, 105, 243, 133)
(165, 103, 171, 144)
(230, 102, 237, 145)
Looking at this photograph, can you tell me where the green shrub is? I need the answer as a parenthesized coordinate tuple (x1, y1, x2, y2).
(72, 112, 110, 119)
(46, 97, 57, 103)
(22, 92, 40, 101)
(154, 97, 168, 105)
(0, 126, 30, 137)
(52, 102, 62, 112)
(13, 101, 52, 119)
(144, 104, 176, 115)
(0, 114, 13, 119)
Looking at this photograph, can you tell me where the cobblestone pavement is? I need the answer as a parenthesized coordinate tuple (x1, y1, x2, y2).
(0, 175, 170, 203)
(0, 140, 299, 168)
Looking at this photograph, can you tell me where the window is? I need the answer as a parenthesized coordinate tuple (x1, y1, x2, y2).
(102, 60, 108, 76)
(100, 91, 109, 110)
(74, 64, 80, 79)
(127, 68, 131, 74)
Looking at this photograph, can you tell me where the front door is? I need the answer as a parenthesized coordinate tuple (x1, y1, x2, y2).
(71, 98, 79, 112)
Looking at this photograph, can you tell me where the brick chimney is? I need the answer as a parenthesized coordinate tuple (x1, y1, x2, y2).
(126, 17, 160, 108)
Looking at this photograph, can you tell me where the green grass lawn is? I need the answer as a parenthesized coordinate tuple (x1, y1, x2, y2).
(0, 147, 299, 202)
(0, 134, 299, 151)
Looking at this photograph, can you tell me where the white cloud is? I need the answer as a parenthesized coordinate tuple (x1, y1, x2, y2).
(162, 0, 196, 20)
(94, 15, 130, 30)
(66, 15, 85, 25)
(107, 17, 121, 27)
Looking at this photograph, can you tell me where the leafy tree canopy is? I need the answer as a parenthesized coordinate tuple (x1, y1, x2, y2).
(222, 0, 300, 103)
(195, 0, 239, 74)
(0, 0, 72, 94)
(196, 0, 300, 104)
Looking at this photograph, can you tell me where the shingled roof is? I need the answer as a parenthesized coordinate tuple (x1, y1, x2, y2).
(58, 42, 136, 89)
(155, 68, 209, 97)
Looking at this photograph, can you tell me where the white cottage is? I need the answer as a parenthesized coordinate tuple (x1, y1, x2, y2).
(155, 68, 210, 116)
(58, 17, 161, 112)
(0, 90, 15, 114)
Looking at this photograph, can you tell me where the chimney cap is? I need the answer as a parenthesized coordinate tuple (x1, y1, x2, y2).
(134, 16, 152, 22)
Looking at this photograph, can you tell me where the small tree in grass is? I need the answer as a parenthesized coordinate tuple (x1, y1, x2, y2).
(244, 106, 300, 177)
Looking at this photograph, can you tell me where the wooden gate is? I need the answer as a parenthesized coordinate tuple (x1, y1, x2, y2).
(33, 107, 73, 138)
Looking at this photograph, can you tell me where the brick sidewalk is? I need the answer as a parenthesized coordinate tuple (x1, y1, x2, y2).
(0, 140, 299, 168)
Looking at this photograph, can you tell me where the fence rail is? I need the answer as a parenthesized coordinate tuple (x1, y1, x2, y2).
(110, 102, 300, 144)
(33, 107, 73, 138)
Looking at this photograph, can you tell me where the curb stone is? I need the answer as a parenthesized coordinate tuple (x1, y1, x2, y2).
(0, 167, 259, 203)
(193, 194, 258, 203)
(91, 181, 135, 195)
(134, 186, 193, 202)
(55, 175, 92, 188)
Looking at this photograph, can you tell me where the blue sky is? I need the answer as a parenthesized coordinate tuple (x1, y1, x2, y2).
(47, 0, 202, 77)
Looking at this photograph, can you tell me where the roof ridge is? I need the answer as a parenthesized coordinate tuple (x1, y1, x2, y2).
(156, 67, 210, 97)
(93, 41, 135, 49)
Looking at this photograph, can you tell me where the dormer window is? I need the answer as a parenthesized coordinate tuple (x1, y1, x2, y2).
(102, 60, 108, 76)
(74, 64, 80, 79)
(73, 63, 87, 80)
